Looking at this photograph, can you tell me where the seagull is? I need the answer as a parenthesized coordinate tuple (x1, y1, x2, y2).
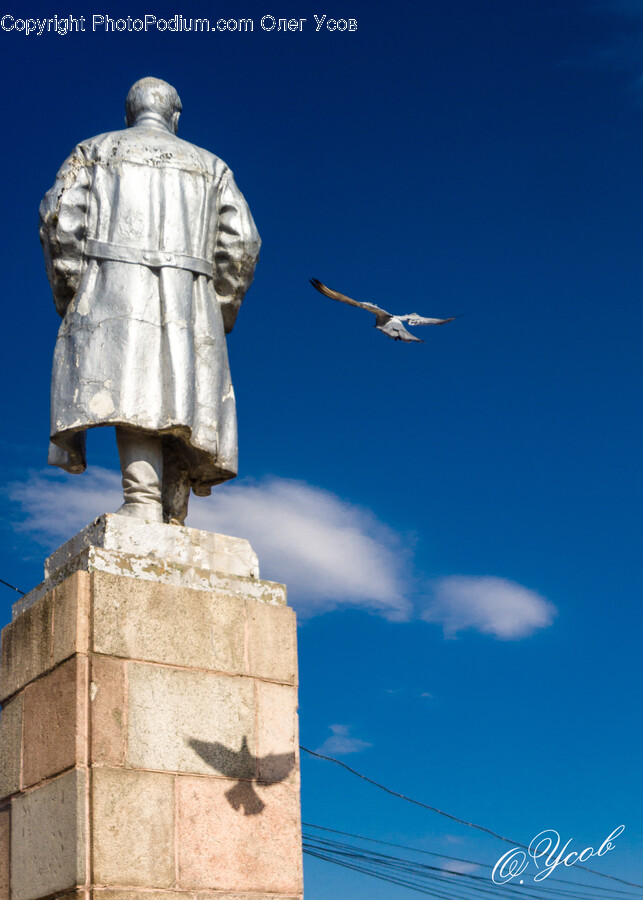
(310, 278, 457, 343)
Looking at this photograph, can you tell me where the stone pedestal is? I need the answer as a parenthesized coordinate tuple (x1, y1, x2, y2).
(0, 515, 304, 900)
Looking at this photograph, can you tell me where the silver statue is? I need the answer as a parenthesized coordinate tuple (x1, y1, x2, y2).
(40, 77, 260, 525)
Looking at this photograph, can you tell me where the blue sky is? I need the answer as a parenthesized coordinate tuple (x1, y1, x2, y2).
(2, 0, 643, 895)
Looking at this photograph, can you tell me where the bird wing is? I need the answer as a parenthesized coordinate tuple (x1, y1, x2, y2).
(397, 329, 424, 343)
(397, 314, 458, 326)
(310, 278, 391, 320)
(378, 318, 424, 343)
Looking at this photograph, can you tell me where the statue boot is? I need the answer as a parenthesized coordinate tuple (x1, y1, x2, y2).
(116, 426, 190, 526)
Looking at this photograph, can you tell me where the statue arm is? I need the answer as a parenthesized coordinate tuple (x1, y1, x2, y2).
(39, 144, 92, 318)
(213, 170, 261, 334)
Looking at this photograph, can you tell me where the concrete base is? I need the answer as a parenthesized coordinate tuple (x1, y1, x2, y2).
(0, 518, 303, 900)
(13, 514, 287, 621)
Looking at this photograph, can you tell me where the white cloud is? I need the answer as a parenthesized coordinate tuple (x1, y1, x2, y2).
(315, 724, 372, 756)
(442, 860, 480, 876)
(9, 468, 411, 620)
(421, 576, 556, 640)
(9, 467, 122, 546)
(188, 478, 411, 619)
(9, 469, 557, 638)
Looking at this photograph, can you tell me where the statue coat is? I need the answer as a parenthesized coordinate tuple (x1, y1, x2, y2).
(40, 121, 260, 496)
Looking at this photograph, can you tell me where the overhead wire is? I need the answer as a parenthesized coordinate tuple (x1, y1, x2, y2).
(0, 575, 639, 896)
(300, 745, 643, 890)
(305, 840, 519, 900)
(304, 845, 484, 900)
(304, 833, 587, 898)
(305, 842, 602, 900)
(303, 832, 640, 900)
(303, 832, 643, 900)
(0, 577, 25, 596)
(303, 823, 642, 897)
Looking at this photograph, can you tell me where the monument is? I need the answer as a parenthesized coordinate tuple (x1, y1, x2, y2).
(0, 79, 304, 900)
(40, 76, 260, 526)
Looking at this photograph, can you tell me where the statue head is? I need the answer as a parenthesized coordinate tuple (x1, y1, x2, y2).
(125, 77, 182, 134)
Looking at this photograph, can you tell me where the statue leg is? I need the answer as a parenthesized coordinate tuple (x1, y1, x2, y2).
(162, 435, 191, 526)
(115, 426, 164, 522)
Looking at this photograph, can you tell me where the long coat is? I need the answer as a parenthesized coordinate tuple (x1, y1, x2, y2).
(40, 120, 260, 496)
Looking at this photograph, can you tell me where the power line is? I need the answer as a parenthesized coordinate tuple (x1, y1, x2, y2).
(300, 745, 643, 890)
(301, 744, 518, 842)
(0, 573, 639, 893)
(303, 832, 643, 900)
(304, 837, 530, 900)
(304, 821, 491, 869)
(304, 846, 479, 900)
(304, 833, 638, 900)
(304, 842, 593, 900)
(302, 823, 642, 898)
(0, 577, 25, 596)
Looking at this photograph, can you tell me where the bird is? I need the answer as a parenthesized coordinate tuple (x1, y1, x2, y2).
(310, 278, 457, 343)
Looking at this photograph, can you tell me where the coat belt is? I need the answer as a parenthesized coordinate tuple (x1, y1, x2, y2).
(85, 238, 214, 278)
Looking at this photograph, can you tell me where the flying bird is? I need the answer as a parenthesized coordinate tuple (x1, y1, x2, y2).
(310, 278, 457, 343)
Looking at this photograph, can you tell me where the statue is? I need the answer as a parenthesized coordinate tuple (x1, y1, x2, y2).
(40, 77, 260, 526)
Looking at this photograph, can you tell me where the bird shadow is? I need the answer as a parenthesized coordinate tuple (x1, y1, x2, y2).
(187, 735, 296, 816)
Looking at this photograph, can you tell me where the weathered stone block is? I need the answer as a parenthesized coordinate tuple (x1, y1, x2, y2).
(47, 892, 87, 900)
(89, 895, 301, 900)
(92, 893, 195, 900)
(256, 681, 299, 784)
(0, 594, 53, 702)
(0, 695, 22, 800)
(22, 657, 87, 788)
(52, 894, 88, 900)
(197, 895, 301, 900)
(246, 601, 297, 685)
(91, 768, 174, 887)
(53, 572, 91, 666)
(0, 804, 9, 900)
(127, 662, 256, 777)
(45, 515, 260, 581)
(90, 656, 126, 765)
(92, 573, 246, 674)
(177, 778, 303, 894)
(11, 768, 86, 900)
(4, 524, 302, 900)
